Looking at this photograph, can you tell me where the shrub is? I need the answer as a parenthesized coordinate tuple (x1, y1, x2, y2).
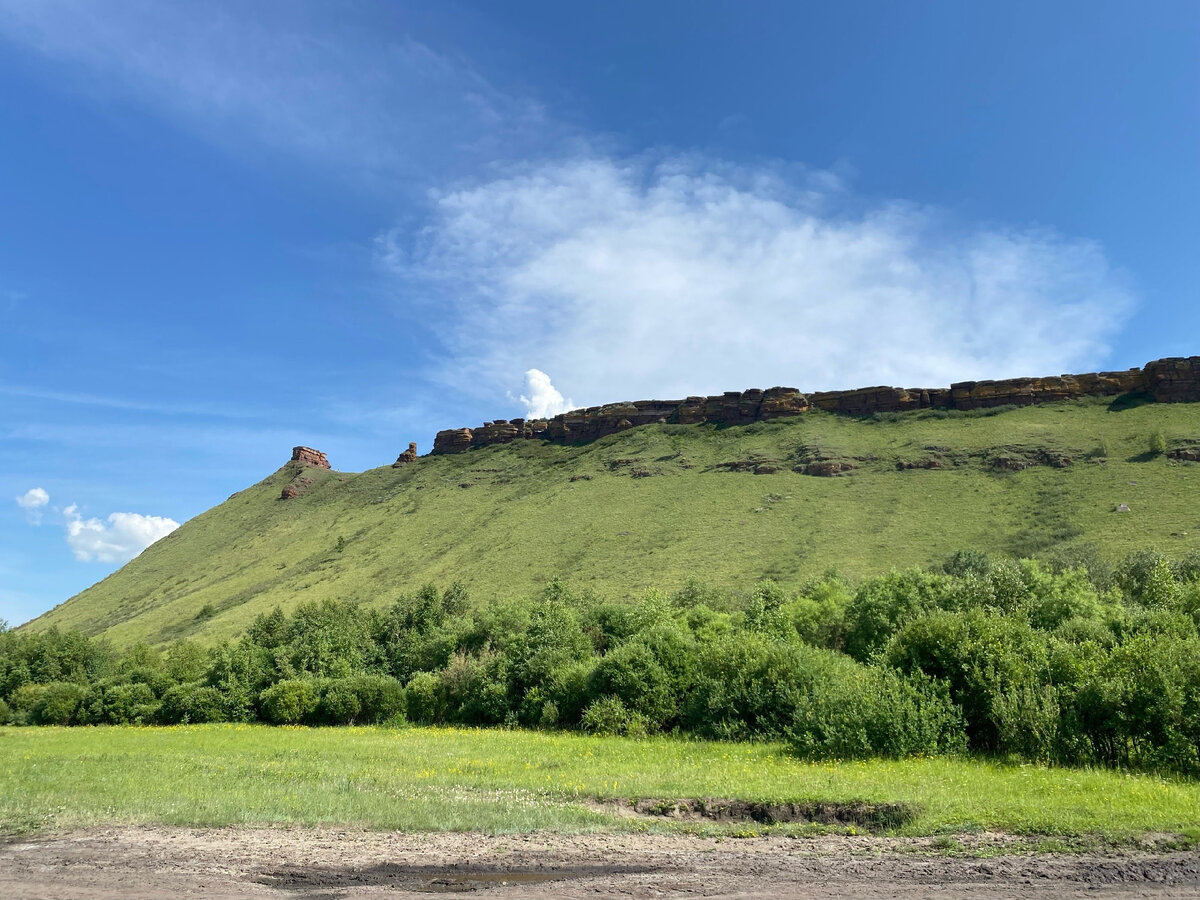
(1150, 430, 1167, 456)
(1025, 565, 1107, 631)
(158, 683, 227, 724)
(581, 602, 640, 653)
(885, 609, 1054, 755)
(165, 640, 210, 684)
(79, 681, 160, 725)
(787, 577, 851, 650)
(580, 696, 648, 737)
(283, 600, 372, 678)
(258, 679, 319, 725)
(844, 569, 953, 661)
(788, 666, 966, 759)
(742, 580, 790, 635)
(588, 642, 675, 730)
(1092, 633, 1200, 773)
(528, 659, 593, 727)
(507, 602, 592, 695)
(405, 672, 442, 724)
(439, 652, 509, 724)
(27, 681, 88, 725)
(319, 680, 361, 725)
(7, 683, 47, 724)
(344, 674, 406, 724)
(0, 697, 9, 724)
(942, 550, 992, 579)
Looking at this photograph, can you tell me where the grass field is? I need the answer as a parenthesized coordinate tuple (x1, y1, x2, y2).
(26, 397, 1200, 646)
(3, 725, 1199, 841)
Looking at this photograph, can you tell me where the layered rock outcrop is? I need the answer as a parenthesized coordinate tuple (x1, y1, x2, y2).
(1145, 357, 1200, 403)
(291, 446, 331, 469)
(431, 357, 1200, 455)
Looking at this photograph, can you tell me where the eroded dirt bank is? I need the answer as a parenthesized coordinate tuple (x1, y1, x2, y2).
(3, 827, 1200, 899)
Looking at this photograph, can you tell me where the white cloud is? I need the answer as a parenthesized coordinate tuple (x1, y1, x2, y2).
(0, 0, 550, 184)
(518, 369, 574, 418)
(16, 487, 49, 509)
(62, 504, 180, 564)
(401, 155, 1135, 406)
(16, 487, 49, 523)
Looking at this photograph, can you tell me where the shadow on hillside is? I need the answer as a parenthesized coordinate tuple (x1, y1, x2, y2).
(1107, 391, 1155, 412)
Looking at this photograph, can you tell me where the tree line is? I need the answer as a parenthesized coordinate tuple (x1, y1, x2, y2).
(3, 547, 1200, 773)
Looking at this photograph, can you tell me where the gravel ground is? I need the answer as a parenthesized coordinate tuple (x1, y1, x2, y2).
(3, 827, 1200, 899)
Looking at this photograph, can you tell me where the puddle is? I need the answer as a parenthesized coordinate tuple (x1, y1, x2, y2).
(425, 870, 562, 892)
(256, 862, 653, 894)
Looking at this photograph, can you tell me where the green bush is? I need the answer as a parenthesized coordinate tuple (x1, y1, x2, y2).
(588, 642, 675, 730)
(787, 575, 851, 649)
(1150, 430, 1167, 456)
(79, 681, 160, 725)
(1024, 565, 1107, 630)
(682, 634, 819, 740)
(844, 569, 953, 661)
(526, 659, 593, 727)
(158, 683, 227, 724)
(7, 683, 47, 724)
(344, 674, 406, 724)
(24, 681, 88, 725)
(580, 696, 648, 737)
(258, 679, 320, 725)
(405, 671, 443, 724)
(788, 666, 966, 759)
(439, 652, 509, 724)
(884, 609, 1054, 755)
(319, 680, 362, 725)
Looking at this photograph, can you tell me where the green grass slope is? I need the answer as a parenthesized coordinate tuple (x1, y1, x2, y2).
(27, 397, 1200, 646)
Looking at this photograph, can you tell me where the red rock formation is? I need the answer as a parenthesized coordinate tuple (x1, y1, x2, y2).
(291, 446, 331, 468)
(393, 442, 418, 467)
(429, 357, 1200, 455)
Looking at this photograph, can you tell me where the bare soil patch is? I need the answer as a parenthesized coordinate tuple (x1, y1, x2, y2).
(2, 826, 1200, 899)
(591, 796, 918, 829)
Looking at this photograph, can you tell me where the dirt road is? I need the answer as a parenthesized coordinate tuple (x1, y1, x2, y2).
(3, 827, 1200, 899)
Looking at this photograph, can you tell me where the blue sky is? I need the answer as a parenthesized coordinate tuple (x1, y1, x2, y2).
(1, 0, 1197, 625)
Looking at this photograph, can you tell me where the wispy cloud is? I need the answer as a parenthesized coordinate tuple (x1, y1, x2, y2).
(396, 154, 1135, 406)
(0, 383, 262, 418)
(62, 504, 179, 564)
(0, 0, 551, 185)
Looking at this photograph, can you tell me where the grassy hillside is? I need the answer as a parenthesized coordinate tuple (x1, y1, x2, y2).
(27, 396, 1200, 646)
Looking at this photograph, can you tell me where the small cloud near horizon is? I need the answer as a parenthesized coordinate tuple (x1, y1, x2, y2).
(519, 369, 574, 419)
(62, 504, 180, 564)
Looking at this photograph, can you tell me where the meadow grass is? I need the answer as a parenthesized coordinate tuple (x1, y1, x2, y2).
(3, 725, 1198, 839)
(28, 398, 1200, 646)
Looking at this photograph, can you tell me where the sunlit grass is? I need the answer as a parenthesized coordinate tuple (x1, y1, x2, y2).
(29, 397, 1200, 647)
(3, 725, 1198, 838)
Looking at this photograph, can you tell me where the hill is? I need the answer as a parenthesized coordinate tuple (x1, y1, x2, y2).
(25, 362, 1200, 647)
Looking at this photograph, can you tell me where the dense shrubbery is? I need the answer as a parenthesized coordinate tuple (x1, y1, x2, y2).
(6, 549, 1200, 773)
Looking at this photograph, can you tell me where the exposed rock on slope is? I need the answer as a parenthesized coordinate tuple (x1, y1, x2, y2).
(433, 357, 1199, 455)
(291, 446, 331, 468)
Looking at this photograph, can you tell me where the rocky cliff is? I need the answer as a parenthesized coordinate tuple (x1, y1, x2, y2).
(432, 357, 1200, 455)
(291, 446, 331, 468)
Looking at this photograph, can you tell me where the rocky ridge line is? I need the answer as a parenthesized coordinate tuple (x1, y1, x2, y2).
(432, 357, 1200, 455)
